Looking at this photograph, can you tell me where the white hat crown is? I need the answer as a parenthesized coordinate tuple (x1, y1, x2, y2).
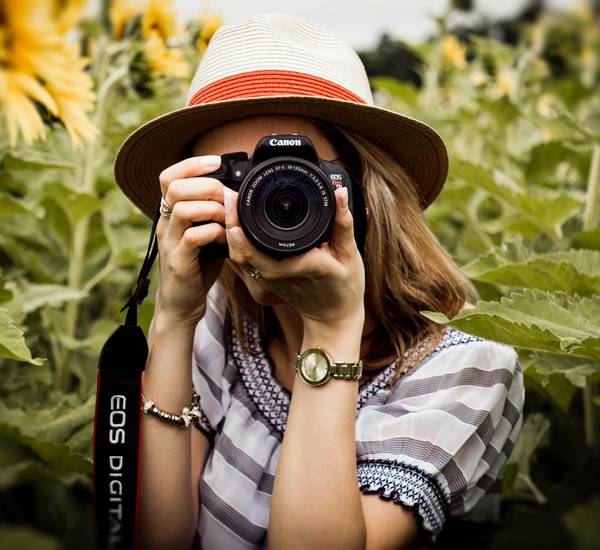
(186, 13, 374, 106)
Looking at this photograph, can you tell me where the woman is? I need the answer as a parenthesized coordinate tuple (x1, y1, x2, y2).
(114, 13, 524, 550)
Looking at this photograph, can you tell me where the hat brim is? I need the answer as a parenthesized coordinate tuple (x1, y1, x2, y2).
(113, 95, 448, 219)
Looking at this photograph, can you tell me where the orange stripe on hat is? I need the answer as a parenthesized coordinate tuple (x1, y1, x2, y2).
(187, 70, 367, 106)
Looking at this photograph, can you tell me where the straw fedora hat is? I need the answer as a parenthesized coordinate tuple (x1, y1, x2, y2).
(114, 13, 448, 219)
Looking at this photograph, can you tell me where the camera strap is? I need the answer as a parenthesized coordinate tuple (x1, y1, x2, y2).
(93, 203, 161, 550)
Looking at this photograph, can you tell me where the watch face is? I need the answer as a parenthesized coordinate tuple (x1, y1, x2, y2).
(299, 348, 330, 386)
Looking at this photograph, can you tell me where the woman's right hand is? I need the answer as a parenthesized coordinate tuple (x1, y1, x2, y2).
(154, 154, 226, 327)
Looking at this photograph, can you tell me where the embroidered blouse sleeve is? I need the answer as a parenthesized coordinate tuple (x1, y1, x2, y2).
(191, 280, 231, 440)
(355, 332, 525, 545)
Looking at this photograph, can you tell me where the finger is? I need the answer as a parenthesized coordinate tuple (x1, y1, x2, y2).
(156, 213, 169, 241)
(167, 200, 226, 243)
(224, 188, 241, 230)
(172, 222, 227, 267)
(327, 186, 356, 258)
(224, 189, 252, 266)
(224, 189, 335, 279)
(165, 177, 224, 207)
(159, 155, 222, 195)
(224, 189, 276, 274)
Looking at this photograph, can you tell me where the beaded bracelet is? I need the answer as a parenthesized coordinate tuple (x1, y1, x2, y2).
(141, 390, 202, 428)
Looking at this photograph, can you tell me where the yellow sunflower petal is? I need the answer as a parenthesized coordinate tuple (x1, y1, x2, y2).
(54, 0, 88, 35)
(7, 70, 59, 115)
(144, 30, 189, 78)
(4, 87, 48, 146)
(109, 0, 144, 39)
(142, 0, 181, 40)
(46, 81, 98, 149)
(441, 34, 467, 69)
(0, 0, 98, 148)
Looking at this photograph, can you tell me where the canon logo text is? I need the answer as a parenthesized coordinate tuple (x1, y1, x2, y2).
(269, 138, 302, 146)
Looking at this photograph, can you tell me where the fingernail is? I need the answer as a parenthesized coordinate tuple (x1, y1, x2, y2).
(201, 155, 221, 168)
(229, 227, 243, 247)
(339, 187, 349, 210)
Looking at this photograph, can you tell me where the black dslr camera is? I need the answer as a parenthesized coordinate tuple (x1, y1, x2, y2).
(198, 134, 366, 260)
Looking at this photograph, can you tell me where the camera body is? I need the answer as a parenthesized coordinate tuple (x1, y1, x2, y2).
(198, 134, 366, 260)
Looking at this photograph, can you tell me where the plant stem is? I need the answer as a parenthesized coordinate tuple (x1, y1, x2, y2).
(55, 53, 127, 391)
(581, 142, 600, 453)
(582, 142, 600, 232)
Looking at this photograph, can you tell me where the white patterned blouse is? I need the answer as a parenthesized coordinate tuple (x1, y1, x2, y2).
(190, 281, 525, 549)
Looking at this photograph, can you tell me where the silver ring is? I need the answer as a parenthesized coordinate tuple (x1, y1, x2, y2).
(244, 265, 261, 279)
(160, 195, 172, 219)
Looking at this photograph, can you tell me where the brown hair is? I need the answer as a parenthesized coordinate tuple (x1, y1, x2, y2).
(217, 119, 478, 384)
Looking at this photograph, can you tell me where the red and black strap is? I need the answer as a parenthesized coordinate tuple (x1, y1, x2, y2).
(92, 203, 160, 550)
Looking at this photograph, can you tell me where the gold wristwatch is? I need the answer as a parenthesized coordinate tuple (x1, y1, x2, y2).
(295, 347, 363, 387)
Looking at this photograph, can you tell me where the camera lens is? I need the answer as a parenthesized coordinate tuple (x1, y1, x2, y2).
(263, 180, 310, 230)
(238, 159, 336, 255)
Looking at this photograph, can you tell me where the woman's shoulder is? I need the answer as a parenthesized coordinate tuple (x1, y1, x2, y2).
(412, 325, 520, 376)
(386, 325, 523, 409)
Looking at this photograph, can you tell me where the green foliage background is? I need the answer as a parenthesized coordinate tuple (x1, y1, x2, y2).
(0, 7, 599, 550)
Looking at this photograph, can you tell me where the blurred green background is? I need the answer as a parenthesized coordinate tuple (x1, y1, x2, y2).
(0, 1, 599, 548)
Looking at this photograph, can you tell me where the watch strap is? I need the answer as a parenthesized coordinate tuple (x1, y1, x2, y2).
(330, 360, 363, 380)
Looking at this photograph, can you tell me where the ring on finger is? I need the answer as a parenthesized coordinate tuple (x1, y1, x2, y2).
(160, 195, 172, 219)
(243, 264, 262, 279)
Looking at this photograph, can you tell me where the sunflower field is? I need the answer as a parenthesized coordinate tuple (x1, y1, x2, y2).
(0, 1, 598, 549)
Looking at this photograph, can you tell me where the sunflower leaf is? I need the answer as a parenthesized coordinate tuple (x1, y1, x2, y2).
(421, 289, 600, 359)
(0, 308, 44, 365)
(463, 240, 600, 296)
(451, 159, 581, 238)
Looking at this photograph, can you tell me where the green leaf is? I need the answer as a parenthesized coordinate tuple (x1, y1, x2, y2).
(572, 229, 600, 251)
(371, 76, 419, 108)
(43, 182, 102, 226)
(2, 150, 76, 170)
(451, 159, 582, 238)
(0, 270, 12, 303)
(524, 140, 588, 187)
(520, 353, 597, 413)
(463, 240, 600, 295)
(421, 289, 600, 359)
(0, 308, 44, 365)
(480, 213, 542, 240)
(0, 435, 84, 489)
(503, 413, 550, 503)
(525, 362, 578, 413)
(0, 393, 95, 471)
(0, 192, 43, 218)
(4, 281, 88, 317)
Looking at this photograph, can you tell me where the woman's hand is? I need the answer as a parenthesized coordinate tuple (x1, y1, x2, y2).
(154, 154, 226, 327)
(224, 186, 366, 331)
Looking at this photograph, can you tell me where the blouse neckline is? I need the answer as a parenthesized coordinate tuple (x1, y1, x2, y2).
(229, 311, 447, 438)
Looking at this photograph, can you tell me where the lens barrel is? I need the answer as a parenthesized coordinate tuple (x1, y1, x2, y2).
(237, 158, 336, 255)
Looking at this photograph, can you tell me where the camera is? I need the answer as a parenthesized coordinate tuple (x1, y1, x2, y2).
(197, 134, 366, 260)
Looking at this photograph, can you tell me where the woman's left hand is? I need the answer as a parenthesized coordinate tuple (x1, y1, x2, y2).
(223, 186, 365, 331)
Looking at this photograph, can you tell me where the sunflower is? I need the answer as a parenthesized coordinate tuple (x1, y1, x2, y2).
(441, 34, 467, 69)
(0, 0, 96, 148)
(54, 0, 88, 35)
(109, 0, 189, 79)
(109, 0, 143, 39)
(142, 0, 180, 40)
(144, 30, 189, 78)
(142, 0, 188, 78)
